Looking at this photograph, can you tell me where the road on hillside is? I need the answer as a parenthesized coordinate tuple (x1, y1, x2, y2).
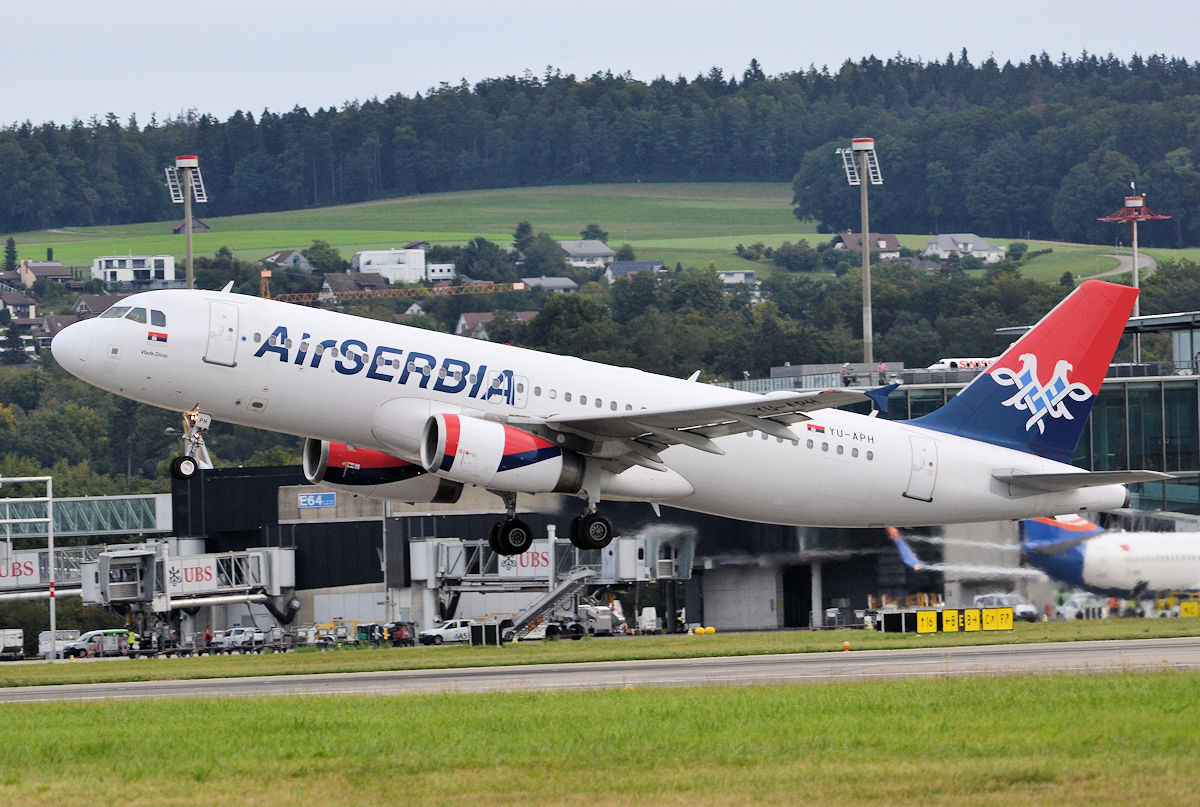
(2, 637, 1198, 703)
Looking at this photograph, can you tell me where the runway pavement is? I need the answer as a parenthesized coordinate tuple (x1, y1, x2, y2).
(2, 636, 1197, 703)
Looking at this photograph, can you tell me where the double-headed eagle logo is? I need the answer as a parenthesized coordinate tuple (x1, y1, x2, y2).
(990, 353, 1092, 433)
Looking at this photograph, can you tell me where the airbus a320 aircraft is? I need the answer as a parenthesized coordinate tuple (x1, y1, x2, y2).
(51, 278, 1167, 556)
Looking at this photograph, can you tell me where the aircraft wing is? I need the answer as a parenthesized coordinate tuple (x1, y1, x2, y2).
(509, 388, 871, 455)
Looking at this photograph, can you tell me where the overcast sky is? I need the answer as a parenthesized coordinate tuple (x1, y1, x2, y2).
(6, 0, 1199, 127)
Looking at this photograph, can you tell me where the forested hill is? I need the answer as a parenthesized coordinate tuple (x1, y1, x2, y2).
(2, 52, 1199, 246)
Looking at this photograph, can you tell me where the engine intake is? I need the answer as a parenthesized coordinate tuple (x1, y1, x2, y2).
(302, 438, 463, 503)
(420, 414, 584, 494)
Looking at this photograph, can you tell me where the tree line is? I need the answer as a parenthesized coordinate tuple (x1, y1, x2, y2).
(2, 52, 1199, 245)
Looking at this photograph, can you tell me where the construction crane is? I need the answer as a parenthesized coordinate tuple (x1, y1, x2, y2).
(259, 269, 527, 305)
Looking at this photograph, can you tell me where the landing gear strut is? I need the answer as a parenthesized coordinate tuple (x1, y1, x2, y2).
(169, 411, 213, 480)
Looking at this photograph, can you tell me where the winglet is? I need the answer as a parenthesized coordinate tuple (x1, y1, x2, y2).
(865, 383, 898, 414)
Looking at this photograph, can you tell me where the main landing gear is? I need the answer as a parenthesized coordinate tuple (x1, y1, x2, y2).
(169, 411, 213, 480)
(486, 493, 615, 556)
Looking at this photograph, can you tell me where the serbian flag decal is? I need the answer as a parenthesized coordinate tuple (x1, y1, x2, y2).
(147, 331, 168, 343)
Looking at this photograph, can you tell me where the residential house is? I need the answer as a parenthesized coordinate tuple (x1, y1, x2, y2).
(35, 313, 81, 348)
(74, 294, 131, 318)
(91, 255, 177, 289)
(320, 272, 389, 301)
(921, 234, 1006, 264)
(0, 291, 37, 321)
(172, 217, 210, 234)
(351, 249, 455, 284)
(262, 249, 315, 274)
(521, 276, 578, 293)
(717, 270, 757, 288)
(455, 311, 538, 340)
(606, 260, 666, 282)
(834, 232, 902, 260)
(559, 240, 615, 270)
(17, 260, 72, 289)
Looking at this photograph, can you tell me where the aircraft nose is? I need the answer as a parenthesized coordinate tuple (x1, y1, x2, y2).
(51, 321, 91, 375)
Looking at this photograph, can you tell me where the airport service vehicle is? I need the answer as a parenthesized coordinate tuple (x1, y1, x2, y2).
(63, 629, 133, 658)
(51, 280, 1166, 555)
(419, 619, 472, 645)
(0, 629, 23, 660)
(973, 593, 1038, 622)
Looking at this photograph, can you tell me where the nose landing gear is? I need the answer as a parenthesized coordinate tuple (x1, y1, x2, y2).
(169, 411, 213, 480)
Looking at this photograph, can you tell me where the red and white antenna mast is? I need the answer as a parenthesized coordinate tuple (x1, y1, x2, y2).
(1098, 186, 1170, 361)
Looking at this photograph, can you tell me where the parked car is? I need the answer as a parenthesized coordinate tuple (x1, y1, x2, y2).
(973, 592, 1038, 622)
(418, 619, 472, 645)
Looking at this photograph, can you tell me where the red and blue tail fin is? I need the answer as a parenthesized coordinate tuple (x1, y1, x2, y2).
(911, 280, 1137, 462)
(1021, 514, 1104, 549)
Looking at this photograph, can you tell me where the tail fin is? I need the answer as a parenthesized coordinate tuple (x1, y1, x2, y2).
(886, 526, 925, 570)
(1021, 514, 1104, 550)
(911, 280, 1137, 462)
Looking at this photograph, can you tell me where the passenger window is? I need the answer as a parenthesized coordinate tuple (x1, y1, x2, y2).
(151, 310, 166, 327)
(125, 307, 147, 324)
(580, 395, 587, 405)
(564, 392, 573, 402)
(534, 386, 542, 397)
(549, 389, 557, 399)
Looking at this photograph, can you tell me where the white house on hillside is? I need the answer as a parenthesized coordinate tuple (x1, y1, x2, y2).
(921, 234, 1006, 263)
(351, 249, 455, 284)
(91, 255, 177, 288)
(558, 240, 615, 270)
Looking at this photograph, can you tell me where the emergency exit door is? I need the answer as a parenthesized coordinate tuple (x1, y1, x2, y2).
(204, 301, 239, 366)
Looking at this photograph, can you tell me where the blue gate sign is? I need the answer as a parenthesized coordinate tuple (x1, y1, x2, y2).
(298, 492, 337, 509)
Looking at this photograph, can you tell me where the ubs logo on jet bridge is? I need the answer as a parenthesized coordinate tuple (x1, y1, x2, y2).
(253, 325, 520, 405)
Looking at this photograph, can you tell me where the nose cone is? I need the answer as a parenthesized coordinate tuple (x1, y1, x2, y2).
(51, 321, 90, 377)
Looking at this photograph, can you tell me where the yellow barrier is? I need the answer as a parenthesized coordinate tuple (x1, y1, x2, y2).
(1181, 601, 1199, 619)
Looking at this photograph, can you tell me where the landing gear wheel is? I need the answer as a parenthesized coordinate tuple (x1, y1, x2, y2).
(170, 456, 198, 480)
(570, 513, 614, 550)
(494, 518, 533, 555)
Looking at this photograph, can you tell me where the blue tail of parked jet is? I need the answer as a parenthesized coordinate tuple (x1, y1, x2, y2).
(912, 280, 1138, 463)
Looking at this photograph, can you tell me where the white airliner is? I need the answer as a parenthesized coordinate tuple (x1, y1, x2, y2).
(1022, 515, 1200, 597)
(50, 278, 1167, 555)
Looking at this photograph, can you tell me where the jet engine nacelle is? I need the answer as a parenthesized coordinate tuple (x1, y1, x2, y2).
(302, 438, 463, 503)
(420, 414, 584, 494)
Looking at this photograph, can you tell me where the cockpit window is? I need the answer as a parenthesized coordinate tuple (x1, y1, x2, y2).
(125, 308, 147, 324)
(150, 309, 166, 327)
(100, 306, 131, 319)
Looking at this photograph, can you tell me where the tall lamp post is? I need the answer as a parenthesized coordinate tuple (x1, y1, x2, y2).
(164, 155, 208, 290)
(836, 138, 883, 365)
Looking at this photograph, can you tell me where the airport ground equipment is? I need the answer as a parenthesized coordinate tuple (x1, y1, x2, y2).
(0, 629, 22, 660)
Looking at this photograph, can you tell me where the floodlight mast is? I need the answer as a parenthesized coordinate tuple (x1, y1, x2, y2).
(836, 138, 883, 365)
(164, 155, 207, 289)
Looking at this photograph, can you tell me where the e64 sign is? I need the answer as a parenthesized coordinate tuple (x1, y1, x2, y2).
(298, 492, 337, 509)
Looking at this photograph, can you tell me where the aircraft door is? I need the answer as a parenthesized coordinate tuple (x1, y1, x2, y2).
(903, 435, 938, 502)
(204, 301, 239, 367)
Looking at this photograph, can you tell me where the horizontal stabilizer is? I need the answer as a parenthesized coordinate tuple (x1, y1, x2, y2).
(993, 469, 1172, 493)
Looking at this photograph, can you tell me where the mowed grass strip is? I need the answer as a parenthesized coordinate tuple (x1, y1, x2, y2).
(0, 671, 1195, 806)
(5, 618, 1198, 689)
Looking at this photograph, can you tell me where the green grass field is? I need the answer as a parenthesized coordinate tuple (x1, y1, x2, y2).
(0, 671, 1195, 805)
(5, 618, 1198, 689)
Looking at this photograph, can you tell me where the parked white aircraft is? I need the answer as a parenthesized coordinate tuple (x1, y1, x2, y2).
(51, 279, 1166, 555)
